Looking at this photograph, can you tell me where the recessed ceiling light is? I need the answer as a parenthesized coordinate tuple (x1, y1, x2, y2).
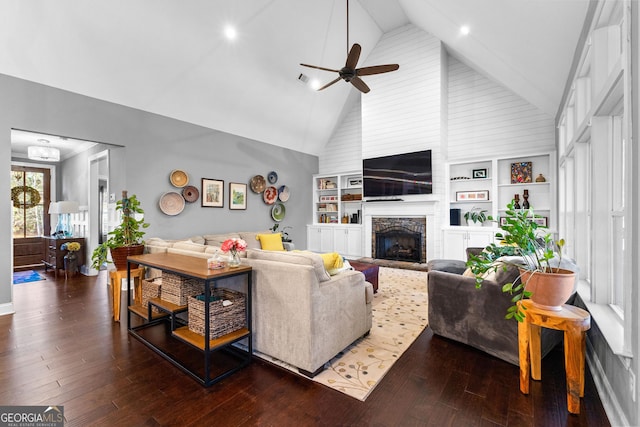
(460, 25, 470, 36)
(224, 25, 237, 41)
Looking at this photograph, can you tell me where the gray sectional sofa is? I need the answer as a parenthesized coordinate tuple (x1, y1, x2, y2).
(144, 231, 373, 377)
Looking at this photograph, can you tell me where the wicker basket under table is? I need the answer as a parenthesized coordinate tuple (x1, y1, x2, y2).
(141, 277, 162, 313)
(188, 288, 246, 338)
(160, 272, 204, 306)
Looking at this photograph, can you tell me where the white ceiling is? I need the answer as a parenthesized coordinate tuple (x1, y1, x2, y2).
(2, 0, 588, 157)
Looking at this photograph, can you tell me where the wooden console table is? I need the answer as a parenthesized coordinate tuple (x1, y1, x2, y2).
(126, 253, 252, 387)
(517, 299, 591, 414)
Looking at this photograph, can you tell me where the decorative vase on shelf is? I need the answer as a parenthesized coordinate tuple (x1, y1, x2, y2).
(513, 194, 521, 209)
(535, 173, 546, 182)
(228, 251, 241, 268)
(522, 189, 530, 209)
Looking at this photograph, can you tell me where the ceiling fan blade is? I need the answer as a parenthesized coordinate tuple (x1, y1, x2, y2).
(345, 43, 361, 69)
(357, 64, 399, 76)
(300, 63, 340, 73)
(317, 77, 342, 91)
(350, 77, 370, 94)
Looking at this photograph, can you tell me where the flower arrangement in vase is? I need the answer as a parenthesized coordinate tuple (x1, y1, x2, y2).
(220, 238, 247, 267)
(61, 241, 82, 275)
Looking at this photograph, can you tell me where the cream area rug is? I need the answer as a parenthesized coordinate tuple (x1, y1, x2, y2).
(255, 266, 429, 401)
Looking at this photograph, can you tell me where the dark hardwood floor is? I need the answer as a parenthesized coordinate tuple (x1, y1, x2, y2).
(1, 269, 610, 426)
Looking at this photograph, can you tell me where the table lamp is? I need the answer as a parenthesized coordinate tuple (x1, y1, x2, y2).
(49, 201, 79, 237)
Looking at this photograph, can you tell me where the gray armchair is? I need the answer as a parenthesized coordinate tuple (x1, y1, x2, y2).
(427, 263, 564, 366)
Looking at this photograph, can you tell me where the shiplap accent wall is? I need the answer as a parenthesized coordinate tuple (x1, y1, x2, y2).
(318, 100, 361, 174)
(361, 25, 442, 159)
(447, 56, 555, 160)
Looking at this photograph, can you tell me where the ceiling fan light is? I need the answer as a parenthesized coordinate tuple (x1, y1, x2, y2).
(28, 146, 60, 162)
(309, 79, 322, 90)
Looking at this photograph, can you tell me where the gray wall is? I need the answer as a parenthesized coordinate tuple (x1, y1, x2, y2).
(1, 73, 317, 310)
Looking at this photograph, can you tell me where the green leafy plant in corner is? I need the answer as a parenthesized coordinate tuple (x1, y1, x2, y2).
(91, 192, 149, 269)
(466, 200, 566, 322)
(463, 207, 488, 225)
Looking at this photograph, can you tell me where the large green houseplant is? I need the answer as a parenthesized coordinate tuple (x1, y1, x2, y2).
(466, 200, 575, 322)
(91, 191, 149, 271)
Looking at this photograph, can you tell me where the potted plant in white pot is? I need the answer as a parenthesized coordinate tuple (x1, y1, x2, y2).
(466, 200, 576, 322)
(464, 207, 488, 226)
(91, 191, 149, 271)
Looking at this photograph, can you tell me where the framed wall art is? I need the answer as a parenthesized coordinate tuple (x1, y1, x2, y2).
(229, 182, 247, 210)
(511, 161, 532, 183)
(201, 178, 224, 208)
(472, 168, 487, 179)
(532, 216, 548, 227)
(456, 190, 489, 202)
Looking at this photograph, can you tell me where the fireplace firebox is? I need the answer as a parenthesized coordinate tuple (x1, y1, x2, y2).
(375, 229, 422, 262)
(371, 217, 426, 263)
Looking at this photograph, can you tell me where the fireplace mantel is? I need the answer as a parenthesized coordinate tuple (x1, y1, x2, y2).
(362, 201, 437, 261)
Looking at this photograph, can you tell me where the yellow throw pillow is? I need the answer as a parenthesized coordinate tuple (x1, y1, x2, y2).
(319, 252, 344, 270)
(256, 233, 285, 251)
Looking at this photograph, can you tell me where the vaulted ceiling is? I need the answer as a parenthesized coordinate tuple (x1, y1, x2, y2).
(1, 0, 588, 156)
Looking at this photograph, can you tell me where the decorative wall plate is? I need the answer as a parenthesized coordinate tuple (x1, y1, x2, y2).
(267, 171, 278, 184)
(271, 202, 286, 221)
(159, 192, 185, 215)
(278, 185, 290, 202)
(182, 185, 199, 203)
(170, 169, 189, 187)
(250, 175, 266, 193)
(263, 186, 278, 204)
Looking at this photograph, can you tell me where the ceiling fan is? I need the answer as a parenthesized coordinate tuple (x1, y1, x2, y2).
(300, 0, 399, 94)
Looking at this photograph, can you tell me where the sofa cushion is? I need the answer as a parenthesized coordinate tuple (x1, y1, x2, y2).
(188, 235, 206, 245)
(203, 233, 241, 247)
(247, 249, 330, 282)
(256, 233, 285, 251)
(319, 252, 344, 270)
(239, 231, 270, 250)
(172, 241, 207, 253)
(463, 260, 520, 284)
(204, 246, 222, 254)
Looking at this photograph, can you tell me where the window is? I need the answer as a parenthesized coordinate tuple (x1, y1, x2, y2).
(11, 166, 50, 238)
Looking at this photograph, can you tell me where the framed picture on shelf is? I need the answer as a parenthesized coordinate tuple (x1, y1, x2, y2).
(201, 178, 224, 208)
(511, 161, 532, 183)
(456, 190, 489, 201)
(472, 168, 487, 179)
(533, 216, 548, 227)
(500, 216, 547, 227)
(229, 182, 247, 210)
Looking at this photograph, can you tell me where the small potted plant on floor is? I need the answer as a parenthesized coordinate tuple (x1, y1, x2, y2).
(91, 191, 149, 271)
(466, 200, 576, 321)
(464, 207, 488, 226)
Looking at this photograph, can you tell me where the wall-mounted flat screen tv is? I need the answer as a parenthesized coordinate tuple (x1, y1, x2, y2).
(363, 149, 432, 197)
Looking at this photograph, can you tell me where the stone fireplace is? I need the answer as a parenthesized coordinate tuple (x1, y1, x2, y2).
(372, 217, 426, 263)
(362, 200, 438, 263)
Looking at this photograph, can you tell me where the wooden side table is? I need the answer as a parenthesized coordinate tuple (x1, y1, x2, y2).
(110, 268, 145, 322)
(517, 299, 591, 414)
